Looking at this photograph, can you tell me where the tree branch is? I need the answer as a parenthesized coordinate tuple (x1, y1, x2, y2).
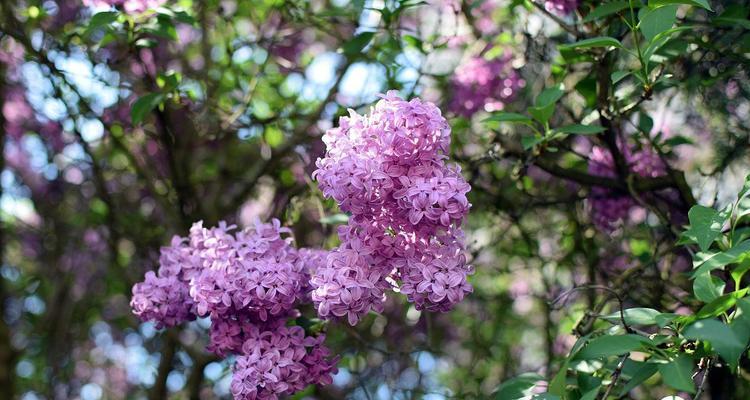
(149, 335, 177, 400)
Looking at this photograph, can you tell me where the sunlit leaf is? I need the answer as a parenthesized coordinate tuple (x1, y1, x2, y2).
(693, 272, 725, 303)
(493, 373, 544, 400)
(682, 205, 728, 252)
(602, 308, 661, 326)
(684, 319, 745, 369)
(639, 5, 678, 42)
(648, 0, 712, 11)
(559, 36, 622, 51)
(574, 334, 650, 360)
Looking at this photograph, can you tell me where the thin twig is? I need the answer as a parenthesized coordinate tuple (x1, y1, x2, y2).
(599, 353, 629, 400)
(529, 0, 580, 37)
(551, 284, 634, 334)
(693, 357, 712, 400)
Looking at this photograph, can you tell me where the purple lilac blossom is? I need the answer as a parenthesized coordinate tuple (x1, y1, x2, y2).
(587, 145, 670, 231)
(312, 91, 473, 325)
(82, 0, 166, 13)
(2, 41, 68, 155)
(469, 0, 501, 36)
(130, 219, 335, 400)
(449, 52, 525, 117)
(3, 86, 34, 140)
(130, 272, 194, 329)
(545, 0, 578, 15)
(231, 326, 337, 400)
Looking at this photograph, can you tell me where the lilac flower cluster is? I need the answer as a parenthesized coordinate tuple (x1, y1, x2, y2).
(83, 0, 166, 13)
(312, 91, 473, 325)
(449, 52, 525, 117)
(231, 325, 335, 399)
(587, 146, 668, 231)
(130, 220, 337, 400)
(545, 0, 578, 15)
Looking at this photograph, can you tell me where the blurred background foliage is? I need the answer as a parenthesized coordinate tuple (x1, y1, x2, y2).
(1, 0, 749, 399)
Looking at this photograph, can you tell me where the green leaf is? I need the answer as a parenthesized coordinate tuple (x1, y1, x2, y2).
(713, 15, 750, 29)
(493, 373, 544, 400)
(155, 14, 178, 40)
(402, 34, 423, 51)
(731, 259, 750, 288)
(130, 93, 165, 125)
(342, 31, 376, 56)
(582, 1, 631, 22)
(692, 240, 750, 276)
(89, 11, 118, 30)
(655, 313, 678, 327)
(580, 388, 599, 400)
(619, 361, 658, 396)
(264, 126, 284, 148)
(602, 308, 661, 326)
(739, 174, 750, 200)
(85, 11, 119, 37)
(521, 135, 545, 150)
(172, 10, 196, 25)
(548, 361, 568, 396)
(611, 70, 631, 84)
(549, 335, 589, 395)
(693, 272, 725, 303)
(730, 299, 750, 347)
(664, 135, 694, 147)
(559, 36, 623, 51)
(712, 5, 750, 29)
(484, 112, 533, 124)
(575, 334, 649, 360)
(695, 289, 748, 319)
(576, 373, 602, 394)
(528, 104, 555, 124)
(639, 5, 678, 42)
(555, 124, 606, 135)
(575, 75, 597, 107)
(658, 355, 695, 393)
(643, 26, 693, 65)
(682, 205, 727, 252)
(684, 319, 745, 369)
(535, 84, 565, 107)
(648, 0, 712, 11)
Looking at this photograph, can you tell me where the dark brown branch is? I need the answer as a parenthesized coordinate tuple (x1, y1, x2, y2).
(186, 357, 211, 400)
(505, 149, 675, 192)
(599, 353, 629, 400)
(551, 284, 634, 334)
(693, 357, 712, 400)
(150, 335, 177, 400)
(0, 58, 18, 400)
(221, 59, 354, 215)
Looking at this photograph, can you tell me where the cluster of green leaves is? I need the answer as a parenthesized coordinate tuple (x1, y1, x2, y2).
(484, 83, 606, 151)
(483, 0, 717, 155)
(497, 174, 750, 400)
(82, 7, 194, 124)
(485, 0, 750, 396)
